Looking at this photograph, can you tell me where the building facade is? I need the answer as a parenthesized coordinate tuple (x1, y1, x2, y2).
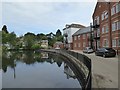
(92, 1, 120, 53)
(72, 27, 91, 50)
(63, 24, 86, 49)
(53, 42, 64, 49)
(41, 40, 48, 48)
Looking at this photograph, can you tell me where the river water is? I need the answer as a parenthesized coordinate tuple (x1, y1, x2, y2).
(2, 51, 81, 88)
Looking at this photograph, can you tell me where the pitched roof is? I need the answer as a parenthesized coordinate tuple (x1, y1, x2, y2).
(73, 26, 91, 36)
(63, 23, 86, 30)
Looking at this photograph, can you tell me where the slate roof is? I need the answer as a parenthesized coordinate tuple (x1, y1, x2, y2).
(73, 26, 91, 36)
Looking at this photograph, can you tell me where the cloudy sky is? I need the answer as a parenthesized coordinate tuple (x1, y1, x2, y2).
(2, 1, 97, 36)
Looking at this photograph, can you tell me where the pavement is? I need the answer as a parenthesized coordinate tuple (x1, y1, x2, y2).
(71, 50, 118, 88)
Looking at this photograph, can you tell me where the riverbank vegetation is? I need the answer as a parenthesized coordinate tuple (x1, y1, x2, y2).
(1, 25, 64, 51)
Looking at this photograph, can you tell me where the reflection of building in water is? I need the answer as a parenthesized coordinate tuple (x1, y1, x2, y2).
(64, 63, 76, 79)
(41, 52, 48, 59)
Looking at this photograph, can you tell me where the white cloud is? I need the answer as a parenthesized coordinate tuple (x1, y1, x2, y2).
(2, 2, 97, 36)
(2, 0, 97, 2)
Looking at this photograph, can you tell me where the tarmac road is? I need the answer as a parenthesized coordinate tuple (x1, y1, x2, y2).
(71, 50, 118, 88)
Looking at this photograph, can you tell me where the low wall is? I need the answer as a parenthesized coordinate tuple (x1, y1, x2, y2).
(39, 49, 92, 89)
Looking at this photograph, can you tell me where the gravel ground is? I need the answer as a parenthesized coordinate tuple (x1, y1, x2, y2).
(71, 50, 118, 88)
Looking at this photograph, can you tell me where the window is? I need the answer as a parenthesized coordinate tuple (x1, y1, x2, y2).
(78, 35, 81, 40)
(111, 7, 115, 15)
(116, 3, 120, 13)
(104, 12, 108, 19)
(83, 34, 86, 39)
(102, 24, 108, 33)
(101, 11, 108, 20)
(112, 21, 119, 31)
(87, 33, 90, 38)
(105, 25, 109, 33)
(103, 39, 109, 47)
(112, 39, 116, 47)
(101, 13, 104, 20)
(95, 16, 100, 24)
(78, 43, 80, 47)
(83, 42, 86, 47)
(111, 3, 120, 16)
(74, 43, 76, 47)
(112, 22, 115, 31)
(102, 27, 104, 33)
(74, 36, 77, 40)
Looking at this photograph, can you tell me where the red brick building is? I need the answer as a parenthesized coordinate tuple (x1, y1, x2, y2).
(72, 26, 91, 50)
(53, 42, 64, 49)
(92, 1, 120, 53)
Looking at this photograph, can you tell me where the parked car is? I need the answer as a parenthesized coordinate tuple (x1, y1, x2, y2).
(83, 47, 94, 54)
(95, 47, 116, 58)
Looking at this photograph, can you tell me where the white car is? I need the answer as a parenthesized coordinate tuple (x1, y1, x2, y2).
(83, 47, 94, 54)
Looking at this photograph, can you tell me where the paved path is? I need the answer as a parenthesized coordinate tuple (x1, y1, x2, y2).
(71, 50, 118, 88)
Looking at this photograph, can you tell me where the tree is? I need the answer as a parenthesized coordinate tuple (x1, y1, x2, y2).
(57, 35, 63, 42)
(36, 33, 47, 40)
(8, 32, 17, 47)
(2, 25, 9, 34)
(2, 31, 8, 44)
(48, 37, 57, 47)
(24, 32, 36, 49)
(56, 29, 62, 37)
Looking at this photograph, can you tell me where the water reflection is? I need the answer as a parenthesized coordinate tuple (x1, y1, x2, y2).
(2, 51, 81, 88)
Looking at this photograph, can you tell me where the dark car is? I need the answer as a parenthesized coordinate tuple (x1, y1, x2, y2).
(95, 47, 116, 58)
(83, 47, 94, 54)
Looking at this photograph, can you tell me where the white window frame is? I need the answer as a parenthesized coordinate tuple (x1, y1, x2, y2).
(112, 39, 116, 47)
(82, 34, 86, 39)
(101, 13, 104, 20)
(111, 6, 115, 15)
(83, 42, 86, 47)
(102, 26, 104, 34)
(78, 43, 80, 47)
(112, 21, 119, 31)
(103, 39, 109, 47)
(78, 35, 81, 40)
(105, 24, 109, 33)
(104, 11, 108, 19)
(74, 36, 77, 40)
(74, 43, 76, 47)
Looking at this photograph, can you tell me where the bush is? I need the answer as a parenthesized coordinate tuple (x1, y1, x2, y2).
(31, 44, 40, 50)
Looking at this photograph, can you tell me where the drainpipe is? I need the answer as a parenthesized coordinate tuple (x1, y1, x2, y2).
(90, 23, 93, 49)
(107, 2, 112, 48)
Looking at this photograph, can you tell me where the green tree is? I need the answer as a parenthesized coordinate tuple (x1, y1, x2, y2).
(57, 35, 63, 42)
(24, 32, 36, 49)
(2, 25, 9, 34)
(36, 33, 47, 40)
(2, 31, 9, 44)
(8, 32, 17, 47)
(56, 29, 62, 37)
